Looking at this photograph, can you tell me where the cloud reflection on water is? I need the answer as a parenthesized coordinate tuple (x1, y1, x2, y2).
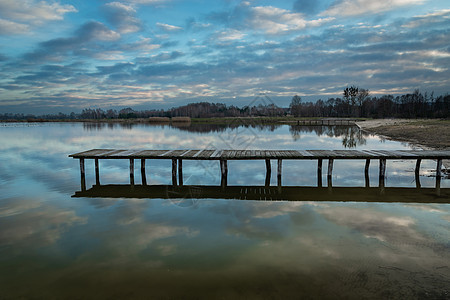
(0, 122, 448, 298)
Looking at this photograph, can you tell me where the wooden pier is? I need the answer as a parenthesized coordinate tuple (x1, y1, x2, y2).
(69, 149, 450, 195)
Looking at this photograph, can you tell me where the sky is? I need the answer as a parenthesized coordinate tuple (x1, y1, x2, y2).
(0, 0, 449, 114)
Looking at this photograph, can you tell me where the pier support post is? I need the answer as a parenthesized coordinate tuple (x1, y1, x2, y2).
(95, 158, 100, 186)
(277, 159, 282, 191)
(220, 159, 228, 189)
(327, 159, 334, 189)
(365, 159, 370, 188)
(265, 159, 271, 187)
(172, 159, 177, 186)
(317, 159, 323, 187)
(436, 159, 442, 196)
(379, 158, 386, 194)
(130, 159, 135, 186)
(80, 158, 86, 191)
(415, 159, 421, 188)
(141, 159, 147, 185)
(178, 159, 183, 186)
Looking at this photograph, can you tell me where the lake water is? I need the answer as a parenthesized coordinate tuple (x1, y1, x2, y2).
(0, 122, 449, 299)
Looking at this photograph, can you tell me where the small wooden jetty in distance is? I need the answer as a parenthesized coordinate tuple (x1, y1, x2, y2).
(69, 149, 450, 196)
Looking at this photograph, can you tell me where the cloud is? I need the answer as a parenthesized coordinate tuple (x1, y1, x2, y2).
(156, 22, 183, 32)
(0, 18, 30, 35)
(323, 0, 426, 17)
(318, 206, 425, 244)
(0, 197, 86, 249)
(103, 2, 142, 34)
(135, 51, 184, 64)
(120, 37, 160, 53)
(215, 29, 246, 42)
(402, 9, 450, 28)
(250, 6, 333, 34)
(23, 21, 121, 62)
(0, 0, 76, 35)
(75, 21, 121, 41)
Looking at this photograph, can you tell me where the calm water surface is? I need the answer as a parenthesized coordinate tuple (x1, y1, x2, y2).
(0, 122, 449, 299)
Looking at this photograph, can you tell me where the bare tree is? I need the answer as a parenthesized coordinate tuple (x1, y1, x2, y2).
(290, 95, 302, 117)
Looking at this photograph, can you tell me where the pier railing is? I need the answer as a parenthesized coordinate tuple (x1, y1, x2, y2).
(69, 149, 450, 196)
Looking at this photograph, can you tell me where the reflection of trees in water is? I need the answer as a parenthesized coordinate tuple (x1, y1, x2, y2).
(81, 122, 365, 148)
(173, 123, 282, 134)
(289, 125, 368, 148)
(82, 122, 165, 131)
(82, 122, 282, 133)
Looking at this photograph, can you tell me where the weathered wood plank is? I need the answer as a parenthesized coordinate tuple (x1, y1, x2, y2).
(108, 150, 139, 157)
(199, 150, 215, 158)
(182, 150, 200, 158)
(69, 149, 113, 157)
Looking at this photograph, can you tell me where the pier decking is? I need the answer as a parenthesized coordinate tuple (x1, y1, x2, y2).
(69, 149, 450, 195)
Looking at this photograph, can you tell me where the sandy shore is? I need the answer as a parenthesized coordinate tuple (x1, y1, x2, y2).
(356, 119, 450, 150)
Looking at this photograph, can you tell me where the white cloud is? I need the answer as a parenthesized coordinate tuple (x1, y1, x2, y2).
(322, 0, 426, 17)
(402, 8, 450, 28)
(216, 29, 246, 42)
(0, 0, 76, 25)
(250, 6, 333, 34)
(156, 22, 183, 32)
(0, 18, 30, 35)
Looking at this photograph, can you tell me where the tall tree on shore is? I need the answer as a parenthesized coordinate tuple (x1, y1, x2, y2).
(343, 85, 359, 116)
(290, 95, 302, 117)
(357, 88, 369, 117)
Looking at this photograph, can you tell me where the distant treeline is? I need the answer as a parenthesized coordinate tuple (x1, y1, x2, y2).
(1, 89, 449, 120)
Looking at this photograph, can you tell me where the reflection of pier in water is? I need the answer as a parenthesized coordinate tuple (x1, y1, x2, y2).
(70, 149, 450, 197)
(73, 185, 450, 203)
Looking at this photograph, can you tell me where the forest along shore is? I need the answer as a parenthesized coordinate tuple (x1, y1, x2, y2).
(356, 119, 450, 150)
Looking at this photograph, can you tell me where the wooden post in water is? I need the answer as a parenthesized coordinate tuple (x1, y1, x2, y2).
(80, 158, 86, 191)
(141, 159, 147, 185)
(365, 159, 370, 187)
(317, 159, 323, 187)
(265, 159, 271, 187)
(277, 159, 282, 192)
(327, 159, 334, 189)
(178, 159, 183, 186)
(220, 159, 228, 189)
(415, 159, 421, 188)
(436, 159, 442, 196)
(95, 158, 100, 186)
(379, 158, 386, 194)
(172, 159, 177, 186)
(130, 159, 134, 186)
